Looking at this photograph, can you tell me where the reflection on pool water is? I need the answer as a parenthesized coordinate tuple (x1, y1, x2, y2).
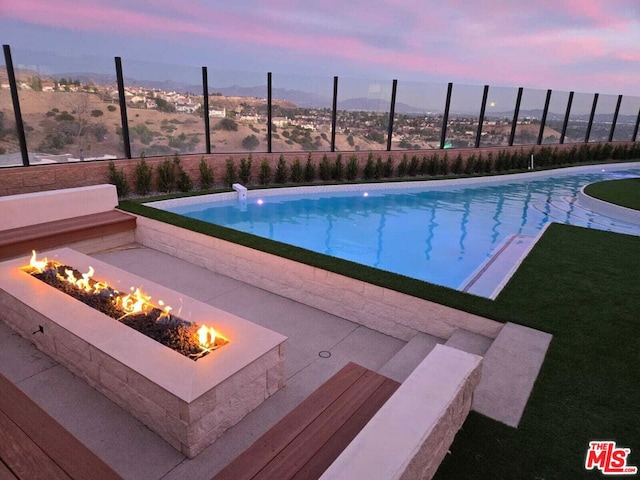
(154, 164, 640, 291)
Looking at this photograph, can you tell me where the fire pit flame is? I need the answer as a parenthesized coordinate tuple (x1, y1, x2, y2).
(25, 251, 228, 360)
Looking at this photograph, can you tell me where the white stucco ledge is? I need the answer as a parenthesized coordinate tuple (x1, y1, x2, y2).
(320, 344, 482, 480)
(0, 184, 119, 230)
(577, 184, 640, 226)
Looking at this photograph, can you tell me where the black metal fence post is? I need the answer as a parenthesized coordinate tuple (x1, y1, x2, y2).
(560, 91, 574, 144)
(202, 66, 211, 154)
(585, 93, 598, 142)
(331, 76, 338, 152)
(608, 95, 622, 142)
(475, 85, 489, 148)
(3, 45, 29, 166)
(537, 89, 552, 145)
(440, 83, 452, 149)
(386, 79, 398, 151)
(114, 57, 131, 159)
(509, 87, 523, 146)
(633, 107, 640, 142)
(267, 72, 272, 154)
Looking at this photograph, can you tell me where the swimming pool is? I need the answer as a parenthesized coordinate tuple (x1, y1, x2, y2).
(149, 163, 640, 293)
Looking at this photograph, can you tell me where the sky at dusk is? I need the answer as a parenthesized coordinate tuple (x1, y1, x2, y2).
(1, 0, 639, 106)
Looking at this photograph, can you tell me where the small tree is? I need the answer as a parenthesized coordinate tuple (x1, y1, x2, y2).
(107, 161, 129, 197)
(174, 156, 193, 192)
(198, 157, 214, 190)
(375, 156, 384, 179)
(319, 154, 332, 181)
(332, 154, 344, 181)
(408, 155, 420, 176)
(224, 158, 237, 188)
(242, 134, 259, 151)
(347, 155, 359, 180)
(274, 155, 288, 184)
(239, 154, 253, 184)
(157, 157, 176, 192)
(304, 153, 316, 182)
(259, 158, 271, 185)
(363, 153, 376, 179)
(135, 157, 153, 195)
(290, 157, 303, 183)
(383, 156, 395, 178)
(219, 118, 238, 131)
(397, 154, 409, 177)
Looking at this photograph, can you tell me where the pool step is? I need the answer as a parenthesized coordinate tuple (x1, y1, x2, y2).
(377, 332, 443, 383)
(444, 329, 493, 356)
(460, 234, 537, 299)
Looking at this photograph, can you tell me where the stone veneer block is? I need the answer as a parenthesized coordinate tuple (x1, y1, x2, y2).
(320, 345, 482, 480)
(0, 248, 286, 458)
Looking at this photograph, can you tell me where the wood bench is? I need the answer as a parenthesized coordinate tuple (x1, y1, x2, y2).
(213, 362, 400, 480)
(0, 210, 136, 260)
(0, 373, 122, 480)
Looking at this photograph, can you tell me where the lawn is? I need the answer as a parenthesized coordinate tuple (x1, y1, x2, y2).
(121, 200, 639, 479)
(584, 178, 640, 210)
(435, 224, 640, 479)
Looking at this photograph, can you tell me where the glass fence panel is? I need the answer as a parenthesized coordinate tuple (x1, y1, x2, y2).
(564, 92, 593, 143)
(613, 95, 640, 142)
(0, 54, 22, 167)
(588, 94, 617, 142)
(337, 76, 392, 151)
(11, 48, 123, 164)
(445, 83, 483, 148)
(121, 59, 204, 158)
(513, 87, 549, 146)
(479, 86, 518, 147)
(543, 90, 571, 144)
(207, 68, 267, 154)
(393, 80, 447, 150)
(271, 72, 333, 152)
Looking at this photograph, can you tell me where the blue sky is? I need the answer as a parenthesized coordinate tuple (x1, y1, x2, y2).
(2, 0, 639, 108)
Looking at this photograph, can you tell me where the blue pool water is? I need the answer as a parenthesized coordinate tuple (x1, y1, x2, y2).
(156, 165, 640, 291)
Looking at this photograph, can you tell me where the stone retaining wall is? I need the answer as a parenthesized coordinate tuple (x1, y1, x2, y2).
(320, 345, 482, 480)
(134, 216, 502, 341)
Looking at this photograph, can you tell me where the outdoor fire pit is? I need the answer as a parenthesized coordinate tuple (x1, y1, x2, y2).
(0, 248, 287, 457)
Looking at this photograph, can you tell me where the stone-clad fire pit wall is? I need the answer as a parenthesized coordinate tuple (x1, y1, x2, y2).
(0, 248, 287, 458)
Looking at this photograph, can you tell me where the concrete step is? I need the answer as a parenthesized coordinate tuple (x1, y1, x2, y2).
(472, 322, 552, 427)
(378, 332, 442, 383)
(444, 329, 493, 356)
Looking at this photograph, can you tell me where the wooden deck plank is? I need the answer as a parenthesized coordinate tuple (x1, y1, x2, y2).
(253, 369, 388, 480)
(0, 374, 122, 480)
(0, 210, 136, 259)
(291, 377, 401, 480)
(212, 362, 368, 480)
(0, 409, 71, 480)
(0, 458, 19, 480)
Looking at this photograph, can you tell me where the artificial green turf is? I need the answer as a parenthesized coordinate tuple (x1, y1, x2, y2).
(584, 178, 640, 211)
(120, 200, 640, 479)
(434, 224, 640, 479)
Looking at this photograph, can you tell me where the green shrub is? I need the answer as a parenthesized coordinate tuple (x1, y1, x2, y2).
(157, 157, 176, 192)
(419, 155, 429, 175)
(259, 158, 271, 185)
(363, 153, 376, 179)
(397, 154, 409, 177)
(224, 158, 237, 188)
(107, 161, 129, 197)
(319, 154, 332, 181)
(134, 157, 153, 195)
(427, 155, 439, 176)
(174, 156, 193, 192)
(347, 155, 358, 180)
(439, 153, 450, 175)
(408, 155, 420, 176)
(383, 156, 395, 178)
(275, 155, 288, 184)
(290, 157, 303, 183)
(239, 154, 253, 184)
(107, 105, 117, 112)
(198, 157, 214, 190)
(452, 154, 464, 174)
(375, 156, 384, 179)
(332, 154, 344, 181)
(304, 153, 316, 182)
